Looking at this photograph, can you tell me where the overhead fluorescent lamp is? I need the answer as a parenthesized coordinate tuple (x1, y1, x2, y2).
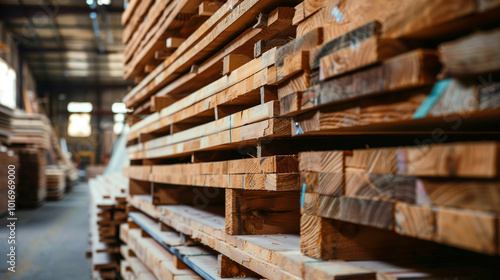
(111, 102, 127, 113)
(67, 102, 93, 113)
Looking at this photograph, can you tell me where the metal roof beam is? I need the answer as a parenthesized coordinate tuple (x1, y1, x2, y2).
(0, 4, 123, 19)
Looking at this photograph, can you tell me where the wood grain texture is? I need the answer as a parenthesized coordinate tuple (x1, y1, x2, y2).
(418, 178, 500, 212)
(382, 0, 476, 39)
(284, 49, 439, 116)
(225, 189, 300, 235)
(344, 169, 418, 203)
(217, 255, 260, 278)
(301, 171, 343, 196)
(319, 37, 409, 80)
(439, 28, 500, 77)
(300, 214, 436, 261)
(299, 150, 344, 172)
(321, 0, 411, 42)
(401, 142, 499, 178)
(395, 202, 435, 241)
(436, 207, 498, 255)
(316, 195, 394, 230)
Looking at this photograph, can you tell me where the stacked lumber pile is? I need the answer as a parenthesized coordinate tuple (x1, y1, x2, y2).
(86, 165, 107, 181)
(45, 166, 67, 200)
(0, 104, 13, 144)
(0, 146, 18, 217)
(10, 111, 51, 149)
(88, 173, 128, 279)
(299, 141, 500, 258)
(119, 212, 212, 280)
(120, 0, 500, 278)
(284, 0, 500, 132)
(11, 147, 47, 208)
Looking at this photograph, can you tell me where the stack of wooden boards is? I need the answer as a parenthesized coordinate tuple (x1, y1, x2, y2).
(121, 0, 500, 278)
(0, 104, 13, 144)
(8, 110, 78, 206)
(0, 146, 18, 217)
(10, 111, 51, 149)
(45, 166, 67, 200)
(88, 173, 128, 280)
(299, 141, 500, 258)
(11, 146, 47, 208)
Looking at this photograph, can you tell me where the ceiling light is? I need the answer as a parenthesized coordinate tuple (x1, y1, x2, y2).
(68, 102, 93, 113)
(111, 102, 127, 113)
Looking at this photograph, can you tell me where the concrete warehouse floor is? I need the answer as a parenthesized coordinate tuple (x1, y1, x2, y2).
(0, 183, 91, 280)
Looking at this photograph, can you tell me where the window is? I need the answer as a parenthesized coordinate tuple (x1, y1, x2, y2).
(0, 58, 16, 109)
(68, 113, 92, 137)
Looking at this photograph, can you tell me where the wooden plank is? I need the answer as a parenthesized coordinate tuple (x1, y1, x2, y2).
(301, 171, 343, 196)
(128, 45, 276, 125)
(124, 0, 240, 79)
(143, 101, 278, 151)
(122, 0, 139, 25)
(254, 39, 291, 58)
(300, 214, 437, 261)
(394, 202, 435, 241)
(292, 89, 429, 135)
(401, 141, 499, 179)
(122, 0, 155, 44)
(148, 154, 298, 175)
(223, 54, 252, 75)
(439, 27, 500, 77)
(225, 189, 300, 235)
(199, 1, 224, 16)
(299, 150, 344, 172)
(317, 0, 411, 42)
(124, 2, 217, 101)
(217, 255, 260, 278)
(286, 49, 439, 116)
(344, 169, 419, 203)
(125, 5, 294, 118)
(274, 28, 323, 83)
(129, 118, 291, 160)
(150, 96, 177, 112)
(417, 178, 500, 212)
(132, 68, 277, 141)
(158, 206, 303, 280)
(319, 37, 409, 80)
(277, 51, 309, 82)
(166, 37, 185, 49)
(436, 207, 498, 255)
(382, 0, 477, 39)
(316, 195, 394, 229)
(309, 21, 381, 71)
(149, 173, 300, 191)
(124, 0, 298, 104)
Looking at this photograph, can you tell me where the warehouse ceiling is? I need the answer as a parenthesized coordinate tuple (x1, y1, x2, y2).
(0, 0, 131, 88)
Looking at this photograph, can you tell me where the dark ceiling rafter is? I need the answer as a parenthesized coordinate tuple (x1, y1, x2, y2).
(0, 4, 123, 19)
(3, 0, 127, 87)
(38, 82, 132, 92)
(19, 46, 121, 54)
(39, 0, 67, 83)
(6, 23, 123, 30)
(17, 0, 49, 81)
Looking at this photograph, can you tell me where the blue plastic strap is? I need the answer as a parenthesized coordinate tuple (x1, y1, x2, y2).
(413, 79, 452, 119)
(300, 183, 306, 208)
